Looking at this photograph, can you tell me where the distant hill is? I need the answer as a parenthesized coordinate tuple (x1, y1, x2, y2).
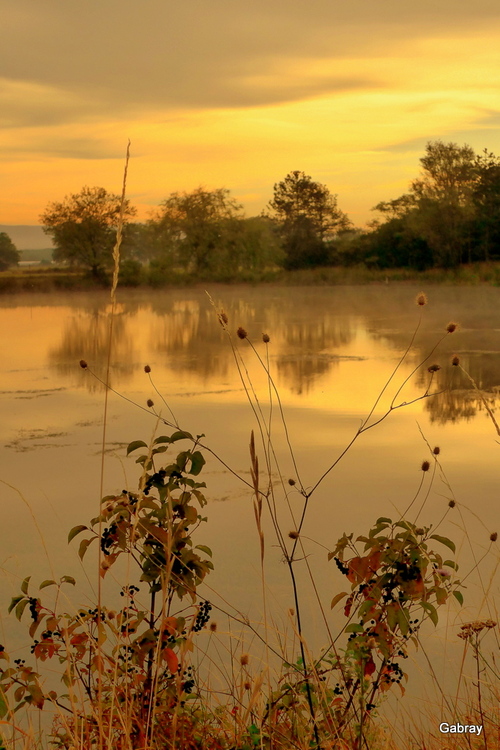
(0, 225, 54, 251)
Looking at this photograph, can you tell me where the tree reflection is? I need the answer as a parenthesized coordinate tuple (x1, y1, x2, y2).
(47, 307, 137, 392)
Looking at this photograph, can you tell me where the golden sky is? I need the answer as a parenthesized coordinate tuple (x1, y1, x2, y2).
(2, 0, 500, 226)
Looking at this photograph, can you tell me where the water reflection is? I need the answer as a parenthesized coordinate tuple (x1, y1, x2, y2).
(47, 306, 138, 391)
(22, 287, 500, 421)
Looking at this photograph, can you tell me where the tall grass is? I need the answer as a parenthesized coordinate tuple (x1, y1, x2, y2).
(1, 159, 499, 749)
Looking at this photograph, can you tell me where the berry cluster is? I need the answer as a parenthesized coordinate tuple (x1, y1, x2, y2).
(193, 600, 212, 632)
(333, 557, 349, 575)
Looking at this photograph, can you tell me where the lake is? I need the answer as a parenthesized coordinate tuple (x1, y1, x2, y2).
(1, 284, 499, 729)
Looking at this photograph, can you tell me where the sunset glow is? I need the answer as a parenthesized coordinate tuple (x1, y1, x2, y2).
(2, 1, 500, 226)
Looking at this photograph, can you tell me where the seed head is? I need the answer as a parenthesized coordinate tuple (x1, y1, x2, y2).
(416, 292, 427, 306)
(219, 311, 228, 326)
(490, 532, 498, 542)
(107, 610, 116, 620)
(415, 527, 425, 536)
(288, 530, 299, 539)
(288, 478, 296, 486)
(244, 681, 252, 690)
(240, 654, 249, 666)
(427, 364, 441, 373)
(448, 499, 456, 508)
(446, 322, 458, 334)
(144, 365, 151, 373)
(147, 399, 154, 408)
(451, 355, 460, 366)
(209, 622, 217, 632)
(262, 333, 270, 343)
(421, 460, 430, 472)
(433, 446, 440, 455)
(237, 327, 248, 339)
(79, 359, 88, 369)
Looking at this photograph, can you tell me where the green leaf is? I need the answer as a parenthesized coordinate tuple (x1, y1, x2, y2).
(15, 599, 29, 621)
(170, 430, 193, 442)
(190, 450, 206, 476)
(153, 436, 172, 445)
(68, 525, 88, 544)
(0, 691, 8, 719)
(453, 590, 464, 606)
(345, 623, 363, 633)
(330, 591, 348, 609)
(21, 577, 31, 595)
(443, 560, 458, 571)
(8, 596, 24, 614)
(421, 601, 438, 626)
(376, 517, 392, 525)
(195, 545, 213, 557)
(78, 537, 95, 560)
(126, 440, 147, 456)
(60, 576, 76, 586)
(39, 580, 57, 590)
(430, 534, 456, 553)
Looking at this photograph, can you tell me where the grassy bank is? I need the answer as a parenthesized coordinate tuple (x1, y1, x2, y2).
(3, 261, 500, 293)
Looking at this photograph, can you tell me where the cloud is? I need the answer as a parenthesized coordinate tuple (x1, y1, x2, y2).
(2, 0, 500, 127)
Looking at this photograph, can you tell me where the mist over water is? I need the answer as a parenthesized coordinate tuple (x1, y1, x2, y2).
(1, 284, 499, 724)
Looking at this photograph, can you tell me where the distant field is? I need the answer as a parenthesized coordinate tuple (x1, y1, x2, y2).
(19, 247, 54, 262)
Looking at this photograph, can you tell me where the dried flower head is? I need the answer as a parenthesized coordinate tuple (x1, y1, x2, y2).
(421, 460, 430, 472)
(415, 527, 425, 536)
(448, 499, 456, 508)
(428, 364, 441, 373)
(289, 608, 295, 617)
(416, 292, 427, 306)
(147, 399, 154, 408)
(79, 359, 88, 369)
(240, 654, 249, 666)
(144, 365, 151, 373)
(288, 530, 299, 539)
(237, 327, 248, 340)
(433, 446, 440, 455)
(288, 478, 296, 486)
(446, 322, 458, 334)
(219, 311, 228, 326)
(451, 355, 460, 366)
(262, 333, 270, 343)
(244, 681, 252, 691)
(209, 622, 217, 632)
(490, 532, 498, 542)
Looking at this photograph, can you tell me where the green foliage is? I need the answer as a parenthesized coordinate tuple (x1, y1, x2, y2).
(0, 232, 20, 271)
(1, 432, 215, 748)
(39, 186, 136, 279)
(268, 170, 351, 269)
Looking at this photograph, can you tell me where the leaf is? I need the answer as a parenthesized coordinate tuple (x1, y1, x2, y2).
(0, 691, 8, 720)
(330, 591, 349, 610)
(60, 576, 76, 586)
(8, 596, 24, 615)
(26, 684, 44, 709)
(345, 624, 363, 634)
(126, 440, 147, 456)
(375, 517, 392, 525)
(430, 534, 456, 553)
(443, 560, 458, 570)
(453, 590, 464, 606)
(170, 430, 193, 442)
(21, 577, 31, 595)
(78, 537, 95, 560)
(421, 601, 438, 626)
(189, 451, 206, 476)
(39, 580, 57, 590)
(154, 436, 172, 445)
(195, 545, 213, 558)
(68, 525, 88, 544)
(163, 647, 179, 673)
(15, 600, 29, 622)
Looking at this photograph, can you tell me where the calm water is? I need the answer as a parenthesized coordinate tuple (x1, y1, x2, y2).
(1, 284, 499, 725)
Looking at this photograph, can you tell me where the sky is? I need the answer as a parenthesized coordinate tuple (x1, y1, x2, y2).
(2, 0, 500, 227)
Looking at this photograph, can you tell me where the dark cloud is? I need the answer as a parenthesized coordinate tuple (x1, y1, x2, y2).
(2, 0, 500, 127)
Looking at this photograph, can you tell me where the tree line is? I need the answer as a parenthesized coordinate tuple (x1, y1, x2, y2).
(3, 140, 500, 279)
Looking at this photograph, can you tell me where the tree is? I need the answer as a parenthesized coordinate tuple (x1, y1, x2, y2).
(40, 186, 136, 278)
(148, 187, 245, 275)
(268, 171, 350, 269)
(471, 149, 500, 261)
(0, 232, 20, 271)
